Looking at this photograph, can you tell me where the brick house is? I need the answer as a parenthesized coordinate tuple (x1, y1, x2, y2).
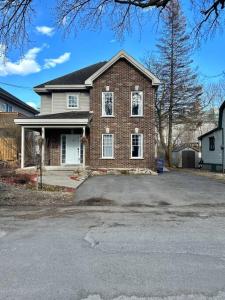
(15, 51, 160, 169)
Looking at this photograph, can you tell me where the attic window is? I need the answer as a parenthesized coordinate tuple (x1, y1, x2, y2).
(209, 136, 215, 151)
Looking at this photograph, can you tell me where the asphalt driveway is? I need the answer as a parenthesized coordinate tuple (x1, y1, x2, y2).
(75, 171, 225, 206)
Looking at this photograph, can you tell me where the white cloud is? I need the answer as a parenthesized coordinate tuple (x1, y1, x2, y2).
(36, 26, 54, 36)
(44, 52, 71, 69)
(26, 101, 39, 109)
(0, 47, 42, 76)
(110, 39, 116, 43)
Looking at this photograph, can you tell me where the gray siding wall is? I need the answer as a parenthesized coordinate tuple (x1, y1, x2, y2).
(40, 92, 90, 114)
(40, 94, 52, 114)
(52, 92, 90, 113)
(0, 98, 35, 116)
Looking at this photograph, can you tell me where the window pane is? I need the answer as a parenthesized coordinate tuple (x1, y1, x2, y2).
(131, 92, 143, 116)
(103, 92, 113, 116)
(132, 134, 142, 158)
(103, 134, 113, 158)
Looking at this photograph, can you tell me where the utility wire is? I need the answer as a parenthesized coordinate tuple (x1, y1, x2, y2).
(0, 81, 33, 90)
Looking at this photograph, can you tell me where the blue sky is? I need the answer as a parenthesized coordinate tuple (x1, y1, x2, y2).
(0, 1, 224, 109)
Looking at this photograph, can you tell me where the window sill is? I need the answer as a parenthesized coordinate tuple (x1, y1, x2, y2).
(67, 107, 79, 110)
(130, 115, 144, 117)
(101, 115, 115, 118)
(100, 157, 115, 159)
(130, 157, 144, 160)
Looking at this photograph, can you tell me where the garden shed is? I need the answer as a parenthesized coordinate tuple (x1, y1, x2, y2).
(172, 144, 200, 168)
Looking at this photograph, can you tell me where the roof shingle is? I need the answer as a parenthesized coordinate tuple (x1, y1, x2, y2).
(35, 61, 107, 88)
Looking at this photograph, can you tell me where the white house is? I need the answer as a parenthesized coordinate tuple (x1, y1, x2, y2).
(198, 102, 225, 172)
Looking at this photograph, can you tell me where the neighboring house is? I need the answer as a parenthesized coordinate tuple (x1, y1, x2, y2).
(15, 50, 160, 169)
(198, 101, 225, 172)
(172, 143, 200, 169)
(0, 87, 38, 161)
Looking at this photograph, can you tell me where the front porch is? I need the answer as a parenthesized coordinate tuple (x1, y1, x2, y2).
(14, 111, 90, 169)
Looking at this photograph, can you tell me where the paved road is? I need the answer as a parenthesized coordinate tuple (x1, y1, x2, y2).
(75, 171, 225, 206)
(1, 171, 225, 299)
(1, 205, 225, 300)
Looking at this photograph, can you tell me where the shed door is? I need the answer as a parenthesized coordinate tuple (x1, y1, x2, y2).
(182, 150, 195, 168)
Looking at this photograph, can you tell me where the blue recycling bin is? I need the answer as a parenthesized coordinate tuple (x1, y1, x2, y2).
(156, 159, 164, 174)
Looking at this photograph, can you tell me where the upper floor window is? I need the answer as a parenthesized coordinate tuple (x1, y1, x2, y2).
(67, 95, 79, 109)
(131, 134, 143, 159)
(3, 103, 13, 112)
(209, 136, 215, 151)
(102, 92, 114, 117)
(131, 91, 143, 116)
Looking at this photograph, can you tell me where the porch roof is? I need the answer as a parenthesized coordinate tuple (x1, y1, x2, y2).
(14, 111, 90, 126)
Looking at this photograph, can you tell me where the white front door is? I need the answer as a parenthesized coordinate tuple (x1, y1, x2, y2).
(61, 134, 80, 164)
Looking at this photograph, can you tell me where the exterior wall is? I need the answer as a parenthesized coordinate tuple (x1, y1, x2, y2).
(0, 98, 35, 116)
(201, 129, 223, 165)
(89, 58, 156, 169)
(40, 94, 52, 114)
(40, 92, 90, 114)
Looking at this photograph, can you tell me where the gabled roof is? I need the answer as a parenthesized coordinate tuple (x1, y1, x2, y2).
(0, 87, 38, 114)
(85, 50, 160, 86)
(34, 62, 107, 89)
(198, 101, 225, 140)
(173, 143, 199, 152)
(34, 50, 160, 93)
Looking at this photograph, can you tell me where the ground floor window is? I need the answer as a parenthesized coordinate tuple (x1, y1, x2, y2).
(131, 134, 143, 158)
(102, 134, 114, 158)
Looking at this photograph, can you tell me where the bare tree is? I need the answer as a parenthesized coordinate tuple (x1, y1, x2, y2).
(1, 0, 225, 55)
(144, 0, 202, 166)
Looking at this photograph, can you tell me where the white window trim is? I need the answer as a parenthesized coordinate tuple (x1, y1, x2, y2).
(67, 94, 79, 109)
(130, 133, 144, 159)
(102, 92, 114, 117)
(130, 91, 143, 117)
(102, 134, 114, 159)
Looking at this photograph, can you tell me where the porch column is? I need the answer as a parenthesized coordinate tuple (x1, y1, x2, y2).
(82, 126, 86, 168)
(41, 127, 45, 167)
(21, 126, 25, 168)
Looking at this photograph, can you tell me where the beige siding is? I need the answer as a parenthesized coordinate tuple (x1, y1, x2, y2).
(52, 92, 90, 113)
(40, 94, 52, 114)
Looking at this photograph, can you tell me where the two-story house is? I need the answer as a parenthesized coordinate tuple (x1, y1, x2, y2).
(0, 87, 38, 161)
(15, 51, 160, 169)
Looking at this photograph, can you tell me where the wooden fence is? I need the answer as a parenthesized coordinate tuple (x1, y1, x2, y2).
(0, 137, 17, 161)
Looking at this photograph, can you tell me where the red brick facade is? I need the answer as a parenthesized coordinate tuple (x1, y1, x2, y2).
(89, 58, 156, 169)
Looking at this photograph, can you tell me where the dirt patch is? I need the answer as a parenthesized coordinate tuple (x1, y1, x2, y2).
(0, 182, 74, 207)
(77, 198, 116, 206)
